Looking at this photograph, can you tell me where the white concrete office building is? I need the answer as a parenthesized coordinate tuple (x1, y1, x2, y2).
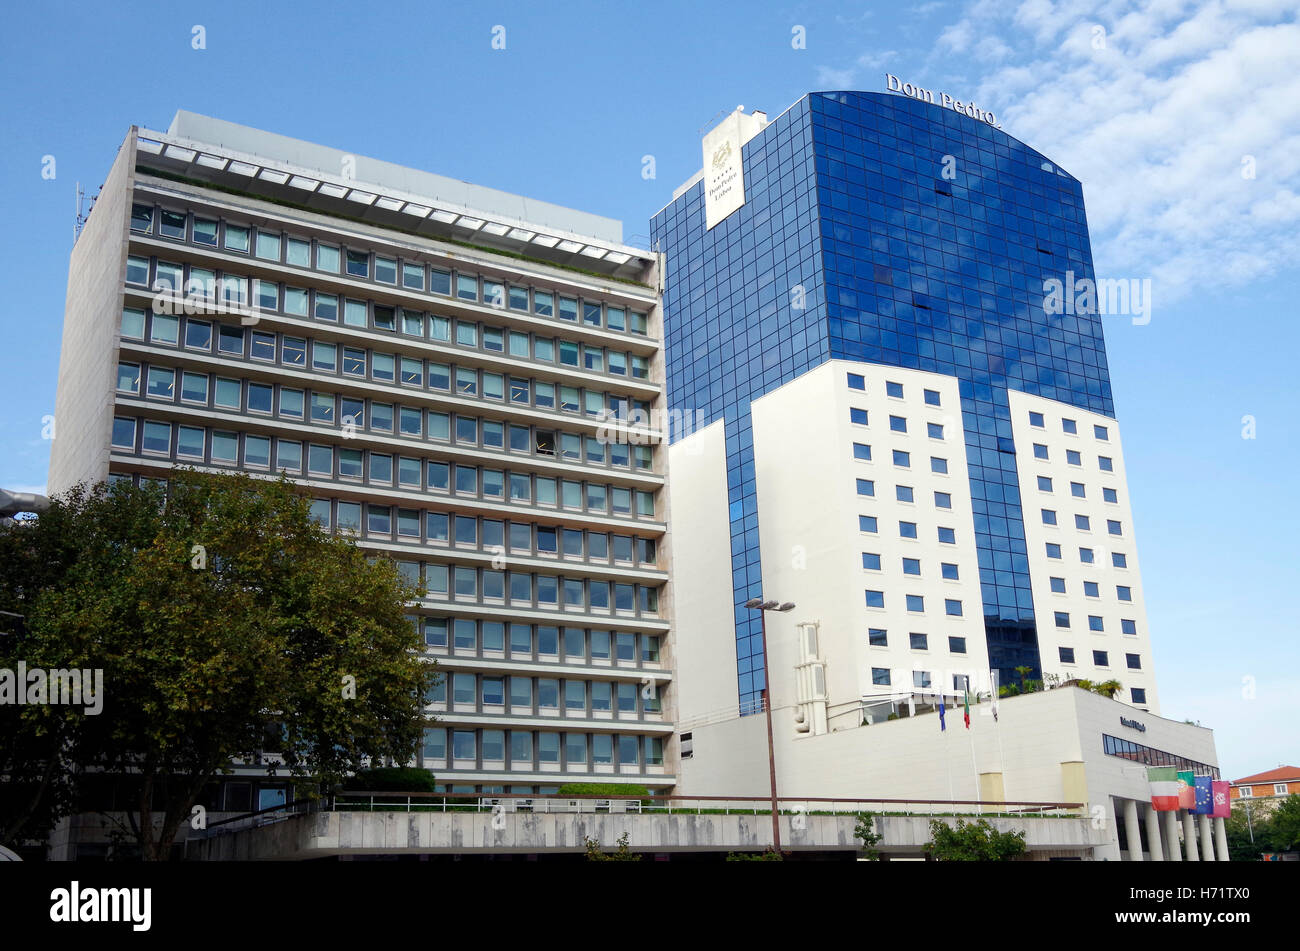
(49, 112, 676, 821)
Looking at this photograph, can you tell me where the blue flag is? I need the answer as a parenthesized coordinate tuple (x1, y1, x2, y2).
(938, 694, 946, 732)
(1193, 776, 1214, 815)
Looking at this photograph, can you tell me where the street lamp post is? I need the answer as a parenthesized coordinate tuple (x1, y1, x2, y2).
(745, 597, 795, 855)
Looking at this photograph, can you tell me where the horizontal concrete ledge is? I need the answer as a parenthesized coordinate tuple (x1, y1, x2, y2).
(189, 811, 1106, 860)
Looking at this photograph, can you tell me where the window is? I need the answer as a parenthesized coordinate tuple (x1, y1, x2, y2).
(902, 557, 920, 575)
(889, 415, 907, 433)
(1099, 456, 1114, 472)
(1094, 424, 1109, 440)
(1041, 509, 1057, 526)
(1049, 577, 1066, 593)
(1121, 619, 1137, 635)
(930, 457, 948, 474)
(1059, 647, 1076, 664)
(1029, 411, 1044, 428)
(893, 450, 910, 467)
(1131, 688, 1147, 705)
(862, 552, 881, 570)
(944, 599, 962, 616)
(906, 594, 924, 613)
(1075, 514, 1090, 530)
(1239, 786, 1254, 799)
(937, 527, 955, 544)
(899, 521, 917, 539)
(1107, 519, 1123, 536)
(1054, 611, 1070, 629)
(865, 590, 884, 609)
(886, 381, 904, 398)
(125, 256, 149, 285)
(111, 417, 136, 449)
(909, 632, 928, 650)
(1084, 581, 1100, 598)
(1033, 443, 1048, 460)
(1046, 542, 1062, 559)
(1125, 653, 1142, 670)
(853, 442, 872, 461)
(924, 389, 940, 406)
(913, 670, 931, 688)
(859, 515, 878, 533)
(872, 667, 891, 686)
(847, 373, 865, 390)
(933, 490, 953, 509)
(1062, 418, 1077, 434)
(1066, 449, 1082, 466)
(141, 420, 171, 454)
(948, 636, 966, 654)
(1079, 547, 1095, 564)
(1112, 552, 1128, 568)
(1037, 476, 1053, 492)
(857, 479, 875, 497)
(1070, 482, 1086, 498)
(1088, 615, 1104, 632)
(130, 203, 153, 232)
(1093, 650, 1109, 667)
(1103, 487, 1118, 504)
(850, 408, 868, 425)
(936, 563, 958, 581)
(224, 225, 250, 253)
(927, 422, 943, 439)
(868, 628, 887, 647)
(1117, 586, 1132, 602)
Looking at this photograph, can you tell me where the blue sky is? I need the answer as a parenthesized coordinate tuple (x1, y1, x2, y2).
(1, 0, 1295, 779)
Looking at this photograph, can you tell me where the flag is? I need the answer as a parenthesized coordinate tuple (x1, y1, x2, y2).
(1148, 767, 1180, 811)
(963, 684, 971, 729)
(1211, 781, 1231, 818)
(1193, 776, 1214, 815)
(1176, 770, 1196, 809)
(938, 693, 946, 732)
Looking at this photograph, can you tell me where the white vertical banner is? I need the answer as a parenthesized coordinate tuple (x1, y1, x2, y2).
(703, 112, 746, 230)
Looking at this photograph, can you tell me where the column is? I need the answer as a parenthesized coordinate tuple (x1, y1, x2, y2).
(1164, 810, 1182, 862)
(1214, 817, 1231, 862)
(1199, 814, 1215, 861)
(1182, 812, 1199, 861)
(1123, 799, 1144, 862)
(1144, 804, 1164, 862)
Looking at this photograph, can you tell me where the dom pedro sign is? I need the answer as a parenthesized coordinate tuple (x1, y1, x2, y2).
(885, 73, 1001, 129)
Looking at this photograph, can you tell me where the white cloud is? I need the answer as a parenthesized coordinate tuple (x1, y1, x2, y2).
(945, 0, 1300, 302)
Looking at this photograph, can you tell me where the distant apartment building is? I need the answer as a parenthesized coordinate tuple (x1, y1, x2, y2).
(48, 112, 674, 835)
(1230, 766, 1300, 809)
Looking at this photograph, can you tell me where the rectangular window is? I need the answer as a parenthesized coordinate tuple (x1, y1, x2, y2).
(1062, 418, 1078, 434)
(859, 515, 878, 533)
(1029, 411, 1044, 428)
(944, 599, 962, 616)
(1046, 542, 1062, 559)
(940, 563, 959, 580)
(1055, 611, 1070, 629)
(1059, 647, 1075, 664)
(1080, 547, 1095, 563)
(934, 491, 952, 509)
(930, 457, 948, 474)
(906, 594, 924, 613)
(902, 557, 920, 575)
(896, 485, 913, 503)
(924, 389, 940, 406)
(937, 527, 955, 544)
(1093, 650, 1109, 667)
(949, 636, 966, 653)
(1037, 476, 1053, 492)
(899, 521, 917, 539)
(865, 590, 885, 609)
(909, 632, 928, 650)
(1112, 552, 1128, 568)
(1094, 425, 1109, 440)
(853, 442, 872, 460)
(927, 422, 943, 439)
(1050, 577, 1066, 593)
(862, 552, 881, 571)
(872, 667, 891, 686)
(1067, 449, 1082, 466)
(889, 415, 907, 433)
(1107, 519, 1123, 536)
(850, 407, 868, 425)
(1117, 585, 1132, 602)
(1131, 688, 1147, 705)
(886, 381, 904, 398)
(1075, 514, 1091, 530)
(847, 373, 865, 391)
(857, 479, 876, 497)
(893, 450, 910, 467)
(1099, 456, 1114, 472)
(1042, 509, 1057, 525)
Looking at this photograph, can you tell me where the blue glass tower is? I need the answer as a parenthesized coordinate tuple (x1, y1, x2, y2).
(651, 92, 1113, 712)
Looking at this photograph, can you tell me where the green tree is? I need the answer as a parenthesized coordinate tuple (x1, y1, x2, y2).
(725, 848, 783, 861)
(1265, 794, 1300, 853)
(854, 811, 883, 860)
(584, 831, 641, 861)
(924, 818, 1027, 861)
(1223, 806, 1265, 861)
(3, 473, 435, 859)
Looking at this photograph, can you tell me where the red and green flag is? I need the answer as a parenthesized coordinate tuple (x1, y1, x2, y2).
(963, 685, 971, 729)
(1176, 770, 1196, 809)
(1148, 767, 1180, 811)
